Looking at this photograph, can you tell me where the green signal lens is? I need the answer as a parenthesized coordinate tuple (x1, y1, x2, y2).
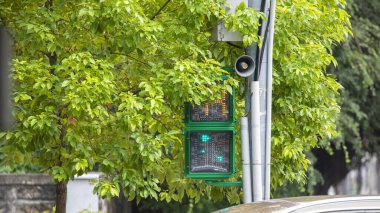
(217, 155, 223, 162)
(201, 134, 210, 142)
(201, 149, 206, 154)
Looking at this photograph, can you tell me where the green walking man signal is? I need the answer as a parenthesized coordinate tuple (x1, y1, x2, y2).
(184, 70, 236, 180)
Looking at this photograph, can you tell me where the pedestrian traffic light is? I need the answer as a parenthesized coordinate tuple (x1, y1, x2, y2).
(184, 72, 236, 179)
(184, 127, 235, 179)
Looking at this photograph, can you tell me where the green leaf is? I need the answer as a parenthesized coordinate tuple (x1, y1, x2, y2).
(62, 80, 70, 87)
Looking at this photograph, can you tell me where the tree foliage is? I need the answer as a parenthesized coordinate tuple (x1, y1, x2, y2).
(332, 0, 380, 158)
(0, 0, 350, 207)
(309, 0, 380, 194)
(271, 0, 350, 189)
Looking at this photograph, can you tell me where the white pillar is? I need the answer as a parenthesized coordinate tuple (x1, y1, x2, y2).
(251, 81, 263, 202)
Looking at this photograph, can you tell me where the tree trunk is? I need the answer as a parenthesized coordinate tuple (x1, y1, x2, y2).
(108, 191, 133, 213)
(55, 181, 67, 213)
(312, 147, 349, 195)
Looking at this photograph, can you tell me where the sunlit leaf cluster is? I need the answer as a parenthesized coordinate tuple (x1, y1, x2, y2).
(0, 0, 350, 204)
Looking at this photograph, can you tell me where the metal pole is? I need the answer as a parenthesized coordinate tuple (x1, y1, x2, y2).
(251, 81, 263, 202)
(240, 117, 252, 203)
(0, 26, 12, 132)
(264, 0, 276, 200)
(246, 0, 264, 202)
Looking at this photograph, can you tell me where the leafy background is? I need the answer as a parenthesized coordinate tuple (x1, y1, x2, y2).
(0, 0, 356, 211)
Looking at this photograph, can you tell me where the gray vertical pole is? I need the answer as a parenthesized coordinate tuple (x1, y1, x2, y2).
(246, 0, 264, 202)
(264, 0, 276, 200)
(258, 12, 268, 203)
(251, 81, 263, 201)
(0, 26, 12, 131)
(246, 0, 274, 201)
(240, 117, 252, 203)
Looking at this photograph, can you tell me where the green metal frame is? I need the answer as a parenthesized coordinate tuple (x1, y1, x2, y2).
(221, 66, 234, 73)
(205, 181, 242, 187)
(183, 66, 236, 180)
(184, 126, 236, 180)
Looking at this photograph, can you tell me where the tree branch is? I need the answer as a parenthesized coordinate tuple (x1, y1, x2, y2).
(150, 0, 171, 20)
(44, 0, 53, 9)
(110, 52, 152, 67)
(48, 52, 57, 74)
(152, 115, 170, 132)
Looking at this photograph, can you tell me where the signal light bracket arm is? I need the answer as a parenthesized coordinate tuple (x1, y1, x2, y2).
(205, 181, 242, 187)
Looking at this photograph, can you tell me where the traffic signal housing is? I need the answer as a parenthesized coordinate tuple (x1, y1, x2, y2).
(184, 78, 236, 180)
(184, 126, 235, 179)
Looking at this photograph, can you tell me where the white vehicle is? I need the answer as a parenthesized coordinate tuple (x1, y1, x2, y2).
(214, 196, 380, 213)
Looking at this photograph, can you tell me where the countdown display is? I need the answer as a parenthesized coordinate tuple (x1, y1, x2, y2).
(190, 90, 230, 122)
